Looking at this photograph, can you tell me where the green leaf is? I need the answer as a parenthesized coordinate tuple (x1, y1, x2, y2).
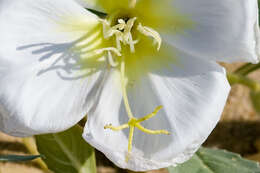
(35, 125, 96, 173)
(168, 147, 260, 173)
(259, 0, 260, 24)
(0, 154, 42, 162)
(85, 8, 107, 18)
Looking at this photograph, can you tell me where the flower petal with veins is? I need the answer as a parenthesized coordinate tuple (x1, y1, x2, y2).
(0, 0, 104, 136)
(0, 0, 257, 171)
(83, 46, 230, 171)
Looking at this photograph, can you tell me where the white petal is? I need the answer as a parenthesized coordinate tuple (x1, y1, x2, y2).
(0, 0, 105, 136)
(83, 49, 231, 171)
(164, 0, 260, 63)
(75, 0, 103, 11)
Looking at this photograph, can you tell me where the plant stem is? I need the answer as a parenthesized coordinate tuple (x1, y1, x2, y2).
(235, 63, 260, 76)
(227, 73, 260, 92)
(22, 137, 51, 173)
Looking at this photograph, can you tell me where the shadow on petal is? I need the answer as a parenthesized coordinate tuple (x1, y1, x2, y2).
(16, 25, 106, 81)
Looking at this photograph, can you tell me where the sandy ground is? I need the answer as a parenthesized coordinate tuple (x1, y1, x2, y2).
(0, 63, 260, 173)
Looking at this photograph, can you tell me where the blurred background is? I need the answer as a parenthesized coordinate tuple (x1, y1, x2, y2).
(0, 63, 259, 173)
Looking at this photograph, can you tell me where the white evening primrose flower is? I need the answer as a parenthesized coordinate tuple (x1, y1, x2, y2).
(0, 0, 259, 171)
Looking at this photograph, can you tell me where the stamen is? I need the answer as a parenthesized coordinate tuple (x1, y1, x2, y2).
(100, 19, 115, 39)
(94, 47, 121, 56)
(115, 32, 123, 51)
(137, 23, 162, 51)
(107, 51, 119, 67)
(124, 17, 137, 34)
(95, 47, 121, 67)
(118, 19, 126, 25)
(129, 0, 137, 8)
(100, 17, 139, 54)
(112, 23, 125, 31)
(123, 18, 137, 52)
(128, 34, 135, 53)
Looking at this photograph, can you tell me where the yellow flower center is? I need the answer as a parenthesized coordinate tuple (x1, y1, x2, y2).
(95, 4, 170, 162)
(95, 16, 162, 67)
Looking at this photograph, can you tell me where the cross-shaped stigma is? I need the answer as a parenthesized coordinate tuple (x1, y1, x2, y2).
(104, 105, 170, 162)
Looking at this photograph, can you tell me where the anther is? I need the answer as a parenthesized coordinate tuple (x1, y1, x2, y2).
(137, 23, 162, 51)
(100, 17, 139, 54)
(129, 0, 137, 8)
(118, 19, 126, 25)
(107, 51, 119, 67)
(94, 47, 121, 56)
(94, 47, 121, 67)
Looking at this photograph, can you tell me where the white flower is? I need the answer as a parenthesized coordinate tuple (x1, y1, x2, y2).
(0, 0, 259, 171)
